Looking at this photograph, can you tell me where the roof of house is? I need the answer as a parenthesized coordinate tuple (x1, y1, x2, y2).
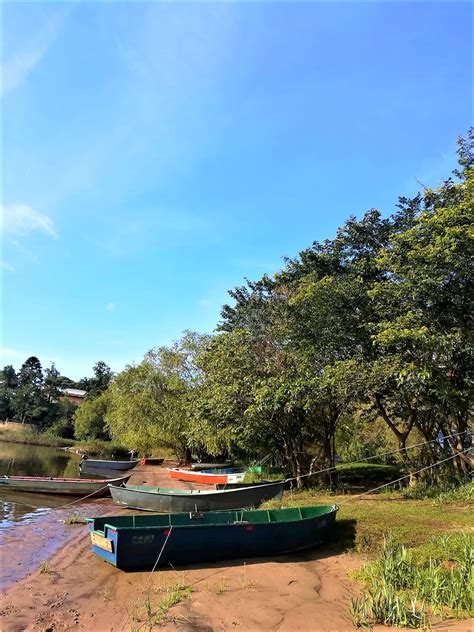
(60, 388, 87, 398)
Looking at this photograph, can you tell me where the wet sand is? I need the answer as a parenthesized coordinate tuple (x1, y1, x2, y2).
(1, 464, 472, 631)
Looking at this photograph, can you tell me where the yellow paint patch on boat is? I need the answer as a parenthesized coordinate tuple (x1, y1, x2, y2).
(90, 532, 113, 553)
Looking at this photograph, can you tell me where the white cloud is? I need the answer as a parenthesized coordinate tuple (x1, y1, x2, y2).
(106, 302, 117, 312)
(1, 9, 69, 97)
(1, 204, 58, 239)
(1, 261, 15, 272)
(0, 348, 25, 360)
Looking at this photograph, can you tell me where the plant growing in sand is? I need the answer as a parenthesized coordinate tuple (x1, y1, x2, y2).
(217, 577, 228, 594)
(39, 561, 50, 574)
(64, 514, 86, 525)
(132, 580, 193, 627)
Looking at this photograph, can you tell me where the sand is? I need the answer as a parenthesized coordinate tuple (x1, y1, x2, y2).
(1, 464, 472, 632)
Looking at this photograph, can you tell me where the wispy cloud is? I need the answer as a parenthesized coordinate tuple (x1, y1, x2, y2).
(0, 348, 25, 361)
(106, 302, 117, 312)
(1, 9, 69, 97)
(1, 261, 15, 273)
(1, 204, 58, 239)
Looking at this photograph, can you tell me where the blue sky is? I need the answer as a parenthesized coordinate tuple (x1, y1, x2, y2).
(1, 1, 472, 380)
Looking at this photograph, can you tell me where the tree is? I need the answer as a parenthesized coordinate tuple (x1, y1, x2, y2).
(106, 333, 209, 458)
(84, 361, 113, 399)
(0, 365, 18, 421)
(368, 164, 473, 479)
(13, 356, 48, 425)
(74, 391, 110, 440)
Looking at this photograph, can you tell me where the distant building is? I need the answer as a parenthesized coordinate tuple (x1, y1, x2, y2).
(59, 388, 87, 405)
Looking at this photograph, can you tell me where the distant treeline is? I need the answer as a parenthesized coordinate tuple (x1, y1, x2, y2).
(2, 131, 472, 486)
(0, 359, 112, 439)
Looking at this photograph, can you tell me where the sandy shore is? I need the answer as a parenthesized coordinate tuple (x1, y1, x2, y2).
(1, 464, 472, 631)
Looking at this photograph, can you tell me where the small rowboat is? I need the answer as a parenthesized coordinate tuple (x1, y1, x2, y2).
(109, 479, 285, 512)
(0, 474, 132, 496)
(167, 467, 245, 485)
(139, 457, 164, 466)
(80, 458, 140, 472)
(87, 504, 338, 569)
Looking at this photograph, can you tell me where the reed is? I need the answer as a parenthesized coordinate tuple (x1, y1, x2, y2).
(352, 533, 473, 628)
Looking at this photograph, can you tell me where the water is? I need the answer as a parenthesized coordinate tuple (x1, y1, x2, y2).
(0, 440, 82, 527)
(0, 441, 114, 590)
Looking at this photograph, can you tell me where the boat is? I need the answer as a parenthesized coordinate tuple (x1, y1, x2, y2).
(79, 465, 127, 479)
(140, 457, 165, 466)
(87, 504, 338, 569)
(108, 479, 286, 512)
(80, 457, 140, 472)
(167, 467, 245, 485)
(0, 474, 132, 496)
(190, 462, 233, 470)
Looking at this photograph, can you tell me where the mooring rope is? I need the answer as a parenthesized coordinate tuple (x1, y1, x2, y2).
(337, 447, 472, 505)
(284, 430, 470, 485)
(119, 526, 174, 632)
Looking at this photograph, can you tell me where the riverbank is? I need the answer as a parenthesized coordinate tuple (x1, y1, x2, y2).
(1, 464, 472, 631)
(0, 426, 130, 457)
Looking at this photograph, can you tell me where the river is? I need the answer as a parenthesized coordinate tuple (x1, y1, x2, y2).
(0, 440, 83, 528)
(0, 441, 114, 590)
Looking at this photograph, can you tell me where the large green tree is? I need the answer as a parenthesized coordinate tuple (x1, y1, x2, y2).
(106, 332, 209, 458)
(0, 365, 18, 421)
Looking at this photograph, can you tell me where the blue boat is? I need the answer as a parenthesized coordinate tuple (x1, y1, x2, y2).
(87, 505, 338, 570)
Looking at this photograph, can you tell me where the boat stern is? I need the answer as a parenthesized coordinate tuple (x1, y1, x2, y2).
(87, 519, 119, 567)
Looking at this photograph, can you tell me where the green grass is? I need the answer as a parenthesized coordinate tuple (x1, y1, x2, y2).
(0, 427, 76, 448)
(133, 580, 193, 628)
(263, 487, 473, 554)
(351, 533, 473, 628)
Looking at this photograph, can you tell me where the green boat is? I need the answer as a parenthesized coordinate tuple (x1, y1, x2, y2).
(87, 504, 338, 569)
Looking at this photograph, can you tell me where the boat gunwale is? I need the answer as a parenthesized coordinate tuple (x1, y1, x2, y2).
(2, 475, 130, 484)
(88, 504, 339, 533)
(109, 479, 286, 498)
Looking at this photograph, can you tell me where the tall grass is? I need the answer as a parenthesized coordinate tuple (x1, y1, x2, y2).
(351, 533, 473, 628)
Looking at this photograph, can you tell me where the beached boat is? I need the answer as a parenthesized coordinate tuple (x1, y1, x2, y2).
(140, 457, 165, 466)
(0, 474, 132, 496)
(167, 467, 245, 485)
(87, 504, 338, 569)
(80, 458, 140, 472)
(108, 479, 285, 512)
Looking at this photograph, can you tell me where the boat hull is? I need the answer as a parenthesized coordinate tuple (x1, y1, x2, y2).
(80, 459, 139, 471)
(167, 468, 245, 485)
(109, 480, 285, 512)
(87, 505, 338, 569)
(0, 474, 132, 496)
(140, 458, 164, 466)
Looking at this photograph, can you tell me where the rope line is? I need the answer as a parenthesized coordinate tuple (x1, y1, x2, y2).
(284, 430, 470, 484)
(119, 526, 174, 632)
(338, 448, 471, 505)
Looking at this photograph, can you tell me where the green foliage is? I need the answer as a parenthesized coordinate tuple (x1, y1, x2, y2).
(106, 332, 209, 458)
(353, 534, 474, 627)
(74, 391, 110, 440)
(0, 365, 18, 420)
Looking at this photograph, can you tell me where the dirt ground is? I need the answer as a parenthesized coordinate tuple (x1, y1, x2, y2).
(1, 464, 472, 632)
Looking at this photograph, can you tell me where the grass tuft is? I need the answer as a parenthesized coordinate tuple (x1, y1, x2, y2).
(352, 533, 473, 628)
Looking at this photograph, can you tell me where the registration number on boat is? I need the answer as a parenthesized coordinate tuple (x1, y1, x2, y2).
(90, 532, 113, 553)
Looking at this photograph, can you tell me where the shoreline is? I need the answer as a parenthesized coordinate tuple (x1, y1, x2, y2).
(1, 463, 472, 631)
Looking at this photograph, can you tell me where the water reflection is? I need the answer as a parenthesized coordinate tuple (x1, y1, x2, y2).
(0, 441, 84, 527)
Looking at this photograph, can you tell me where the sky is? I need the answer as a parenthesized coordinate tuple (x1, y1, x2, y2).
(1, 1, 472, 380)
